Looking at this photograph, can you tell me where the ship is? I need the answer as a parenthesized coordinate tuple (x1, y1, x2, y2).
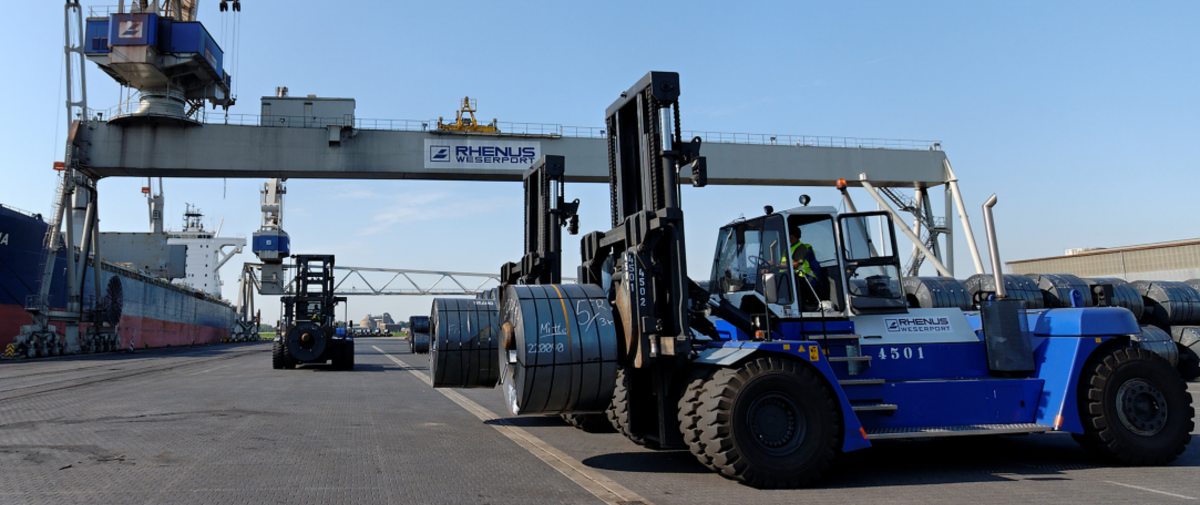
(0, 202, 239, 354)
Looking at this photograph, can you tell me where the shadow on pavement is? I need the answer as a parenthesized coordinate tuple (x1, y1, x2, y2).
(486, 415, 569, 428)
(583, 450, 711, 474)
(578, 433, 1200, 487)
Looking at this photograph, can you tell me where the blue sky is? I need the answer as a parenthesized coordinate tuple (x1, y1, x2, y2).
(2, 1, 1197, 325)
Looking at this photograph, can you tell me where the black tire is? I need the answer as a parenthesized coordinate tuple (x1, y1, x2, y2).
(271, 339, 285, 369)
(606, 369, 646, 446)
(678, 367, 718, 471)
(332, 341, 355, 370)
(1074, 346, 1194, 465)
(1170, 326, 1200, 381)
(1178, 342, 1200, 381)
(697, 357, 842, 488)
(561, 413, 616, 433)
(281, 338, 297, 369)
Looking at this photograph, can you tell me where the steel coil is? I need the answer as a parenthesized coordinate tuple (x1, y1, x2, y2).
(1083, 277, 1144, 319)
(1026, 273, 1093, 308)
(1130, 280, 1200, 327)
(1133, 325, 1179, 368)
(1169, 325, 1200, 380)
(411, 332, 430, 353)
(902, 277, 971, 310)
(963, 274, 1045, 309)
(499, 284, 619, 416)
(409, 315, 431, 334)
(286, 321, 328, 362)
(1185, 279, 1200, 294)
(430, 298, 500, 388)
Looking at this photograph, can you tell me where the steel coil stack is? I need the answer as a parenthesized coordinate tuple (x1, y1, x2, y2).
(429, 299, 500, 388)
(1168, 326, 1200, 380)
(963, 274, 1045, 309)
(1026, 273, 1093, 308)
(902, 277, 972, 310)
(498, 284, 619, 416)
(1130, 280, 1200, 328)
(1132, 325, 1179, 368)
(409, 315, 431, 354)
(1083, 277, 1145, 319)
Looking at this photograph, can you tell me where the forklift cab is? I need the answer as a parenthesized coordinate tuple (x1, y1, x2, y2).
(708, 207, 907, 326)
(837, 210, 908, 314)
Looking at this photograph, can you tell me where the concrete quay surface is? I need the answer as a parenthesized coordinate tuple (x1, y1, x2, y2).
(0, 338, 1196, 504)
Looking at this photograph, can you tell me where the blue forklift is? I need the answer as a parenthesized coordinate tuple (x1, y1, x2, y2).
(487, 72, 1193, 488)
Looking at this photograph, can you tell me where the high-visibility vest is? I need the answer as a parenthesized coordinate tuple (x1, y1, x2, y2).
(789, 241, 814, 278)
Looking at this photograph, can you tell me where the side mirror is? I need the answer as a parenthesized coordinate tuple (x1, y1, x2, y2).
(758, 270, 794, 306)
(760, 272, 780, 305)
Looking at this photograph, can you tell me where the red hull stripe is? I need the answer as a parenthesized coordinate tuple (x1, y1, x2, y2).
(0, 304, 230, 349)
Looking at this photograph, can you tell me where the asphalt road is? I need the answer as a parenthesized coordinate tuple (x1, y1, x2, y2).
(0, 338, 1195, 504)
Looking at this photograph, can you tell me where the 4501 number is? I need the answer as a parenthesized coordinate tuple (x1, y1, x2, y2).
(874, 346, 925, 360)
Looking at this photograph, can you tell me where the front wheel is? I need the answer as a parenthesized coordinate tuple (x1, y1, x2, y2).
(697, 357, 842, 488)
(1074, 346, 1193, 465)
(271, 340, 286, 369)
(606, 369, 647, 446)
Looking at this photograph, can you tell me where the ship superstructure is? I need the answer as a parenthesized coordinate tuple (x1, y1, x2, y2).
(167, 205, 244, 296)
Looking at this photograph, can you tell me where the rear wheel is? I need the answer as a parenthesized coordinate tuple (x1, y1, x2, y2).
(1074, 346, 1193, 464)
(697, 357, 842, 488)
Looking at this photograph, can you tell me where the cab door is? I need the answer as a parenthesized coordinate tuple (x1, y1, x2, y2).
(837, 211, 908, 314)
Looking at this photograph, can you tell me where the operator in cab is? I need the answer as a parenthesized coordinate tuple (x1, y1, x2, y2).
(788, 228, 824, 309)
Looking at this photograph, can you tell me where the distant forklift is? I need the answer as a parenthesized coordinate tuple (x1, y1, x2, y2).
(272, 255, 355, 370)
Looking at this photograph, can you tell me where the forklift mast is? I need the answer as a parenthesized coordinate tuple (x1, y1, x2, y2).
(580, 71, 707, 368)
(282, 255, 344, 327)
(501, 155, 580, 286)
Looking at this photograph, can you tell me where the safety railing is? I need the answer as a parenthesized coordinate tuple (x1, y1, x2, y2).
(88, 5, 121, 17)
(682, 131, 940, 151)
(85, 108, 941, 151)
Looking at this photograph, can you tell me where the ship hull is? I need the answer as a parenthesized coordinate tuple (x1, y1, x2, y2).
(0, 204, 236, 351)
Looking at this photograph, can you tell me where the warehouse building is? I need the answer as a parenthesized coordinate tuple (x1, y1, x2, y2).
(1007, 239, 1200, 282)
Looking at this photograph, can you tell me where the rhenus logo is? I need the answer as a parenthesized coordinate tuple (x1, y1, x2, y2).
(884, 317, 952, 333)
(429, 145, 450, 163)
(119, 21, 143, 39)
(423, 139, 541, 170)
(452, 146, 537, 164)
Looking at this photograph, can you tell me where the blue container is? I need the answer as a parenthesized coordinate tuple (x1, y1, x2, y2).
(108, 13, 158, 47)
(169, 22, 223, 77)
(85, 19, 110, 53)
(252, 234, 290, 255)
